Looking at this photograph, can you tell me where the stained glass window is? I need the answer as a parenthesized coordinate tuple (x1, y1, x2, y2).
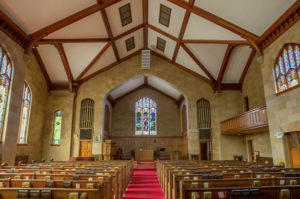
(0, 45, 13, 140)
(274, 44, 300, 93)
(135, 97, 156, 135)
(18, 83, 32, 144)
(52, 111, 62, 145)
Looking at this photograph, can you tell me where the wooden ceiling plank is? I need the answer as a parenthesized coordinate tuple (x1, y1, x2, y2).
(98, 1, 120, 61)
(55, 43, 74, 92)
(182, 39, 249, 45)
(143, 0, 149, 49)
(147, 24, 177, 41)
(26, 0, 121, 52)
(76, 42, 111, 81)
(38, 38, 110, 44)
(181, 43, 216, 82)
(32, 48, 51, 90)
(172, 0, 194, 62)
(239, 49, 256, 86)
(167, 0, 259, 41)
(114, 24, 144, 40)
(216, 44, 235, 91)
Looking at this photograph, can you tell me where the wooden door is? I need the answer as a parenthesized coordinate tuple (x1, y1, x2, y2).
(287, 132, 300, 168)
(200, 141, 211, 160)
(80, 141, 92, 157)
(248, 140, 254, 162)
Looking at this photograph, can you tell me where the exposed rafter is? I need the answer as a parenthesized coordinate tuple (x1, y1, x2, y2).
(147, 24, 177, 41)
(98, 0, 120, 61)
(26, 0, 121, 52)
(38, 38, 110, 44)
(76, 42, 111, 81)
(172, 0, 195, 62)
(216, 45, 235, 91)
(182, 40, 249, 45)
(239, 49, 256, 86)
(181, 43, 215, 82)
(32, 48, 51, 90)
(114, 24, 144, 40)
(54, 43, 74, 92)
(143, 0, 148, 49)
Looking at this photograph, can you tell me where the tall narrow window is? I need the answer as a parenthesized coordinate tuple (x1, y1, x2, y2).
(52, 111, 62, 145)
(135, 97, 157, 136)
(197, 99, 211, 139)
(18, 83, 32, 144)
(273, 43, 300, 93)
(0, 45, 13, 140)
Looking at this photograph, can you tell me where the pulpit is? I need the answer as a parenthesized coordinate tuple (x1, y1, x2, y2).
(102, 140, 115, 160)
(135, 149, 154, 160)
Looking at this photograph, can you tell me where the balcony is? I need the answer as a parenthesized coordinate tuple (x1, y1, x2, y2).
(220, 106, 268, 135)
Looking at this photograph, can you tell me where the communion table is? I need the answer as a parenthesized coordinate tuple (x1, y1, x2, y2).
(135, 149, 154, 160)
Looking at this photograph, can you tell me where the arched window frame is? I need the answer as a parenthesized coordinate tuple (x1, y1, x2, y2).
(52, 110, 62, 145)
(80, 98, 94, 129)
(135, 97, 157, 136)
(197, 98, 211, 129)
(273, 43, 300, 94)
(17, 82, 32, 144)
(0, 44, 13, 141)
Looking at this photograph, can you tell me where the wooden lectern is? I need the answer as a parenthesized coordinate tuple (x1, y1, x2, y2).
(102, 140, 115, 160)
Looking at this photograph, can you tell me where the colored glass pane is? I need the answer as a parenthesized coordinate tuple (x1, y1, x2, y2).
(278, 57, 285, 74)
(283, 50, 290, 72)
(52, 111, 62, 145)
(6, 64, 11, 78)
(288, 45, 296, 69)
(275, 65, 280, 78)
(135, 97, 157, 135)
(18, 83, 31, 144)
(1, 55, 7, 74)
(287, 69, 298, 88)
(296, 45, 300, 67)
(278, 76, 287, 92)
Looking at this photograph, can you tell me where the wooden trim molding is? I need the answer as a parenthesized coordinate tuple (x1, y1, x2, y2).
(182, 40, 249, 45)
(38, 38, 110, 44)
(143, 0, 148, 49)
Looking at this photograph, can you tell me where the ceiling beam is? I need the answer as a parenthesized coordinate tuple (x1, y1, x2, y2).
(98, 0, 120, 61)
(49, 83, 69, 91)
(166, 0, 259, 42)
(181, 43, 216, 82)
(239, 49, 256, 86)
(182, 40, 249, 45)
(76, 42, 111, 81)
(172, 0, 195, 62)
(26, 0, 121, 52)
(147, 24, 177, 41)
(143, 0, 148, 49)
(221, 83, 241, 91)
(55, 43, 74, 92)
(32, 48, 51, 90)
(114, 24, 144, 40)
(38, 38, 110, 44)
(144, 75, 148, 85)
(216, 44, 235, 91)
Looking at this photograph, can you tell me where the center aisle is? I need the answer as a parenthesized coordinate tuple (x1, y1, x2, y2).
(123, 165, 165, 199)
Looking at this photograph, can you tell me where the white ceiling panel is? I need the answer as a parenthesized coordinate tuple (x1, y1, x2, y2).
(115, 29, 143, 59)
(222, 46, 253, 83)
(148, 28, 177, 60)
(194, 0, 296, 35)
(184, 13, 244, 40)
(148, 0, 186, 38)
(0, 0, 96, 34)
(36, 45, 68, 83)
(46, 13, 108, 39)
(176, 47, 209, 79)
(105, 0, 143, 36)
(186, 44, 228, 80)
(63, 42, 108, 79)
(148, 76, 181, 100)
(110, 76, 145, 99)
(83, 46, 117, 78)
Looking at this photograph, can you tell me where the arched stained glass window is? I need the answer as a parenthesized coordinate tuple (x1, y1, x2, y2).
(52, 111, 62, 145)
(274, 43, 300, 93)
(0, 45, 13, 140)
(18, 82, 32, 144)
(135, 97, 157, 135)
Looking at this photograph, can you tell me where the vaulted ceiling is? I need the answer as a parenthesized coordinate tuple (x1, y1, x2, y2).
(0, 0, 299, 92)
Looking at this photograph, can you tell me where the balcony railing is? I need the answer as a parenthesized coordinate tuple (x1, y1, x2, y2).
(220, 106, 268, 135)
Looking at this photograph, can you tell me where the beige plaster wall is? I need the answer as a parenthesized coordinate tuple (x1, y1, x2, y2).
(260, 21, 300, 166)
(111, 87, 180, 137)
(41, 91, 75, 161)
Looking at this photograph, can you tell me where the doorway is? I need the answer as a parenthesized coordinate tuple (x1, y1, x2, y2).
(248, 140, 254, 162)
(200, 141, 211, 160)
(80, 141, 92, 157)
(287, 132, 300, 168)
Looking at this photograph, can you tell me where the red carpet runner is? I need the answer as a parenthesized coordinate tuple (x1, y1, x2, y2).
(124, 166, 165, 199)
